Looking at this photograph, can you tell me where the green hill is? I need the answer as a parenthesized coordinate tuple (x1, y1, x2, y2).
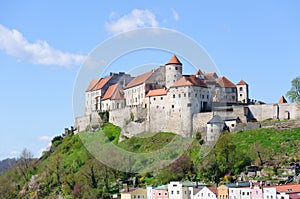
(0, 123, 300, 198)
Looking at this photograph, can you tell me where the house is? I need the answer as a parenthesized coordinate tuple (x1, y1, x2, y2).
(194, 186, 217, 199)
(121, 187, 147, 199)
(206, 115, 225, 142)
(85, 72, 132, 114)
(251, 182, 263, 199)
(168, 181, 192, 199)
(218, 182, 250, 199)
(101, 84, 125, 112)
(124, 54, 182, 108)
(218, 185, 229, 199)
(146, 186, 153, 199)
(152, 185, 169, 199)
(275, 184, 300, 199)
(262, 187, 276, 199)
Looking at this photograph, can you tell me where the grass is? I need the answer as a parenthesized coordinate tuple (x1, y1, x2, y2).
(230, 128, 300, 161)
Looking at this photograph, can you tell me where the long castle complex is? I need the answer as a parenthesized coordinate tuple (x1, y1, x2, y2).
(75, 55, 300, 138)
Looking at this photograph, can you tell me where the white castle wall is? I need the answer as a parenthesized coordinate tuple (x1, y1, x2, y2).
(75, 102, 300, 137)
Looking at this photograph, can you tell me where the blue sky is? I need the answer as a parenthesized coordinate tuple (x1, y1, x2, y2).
(0, 1, 299, 160)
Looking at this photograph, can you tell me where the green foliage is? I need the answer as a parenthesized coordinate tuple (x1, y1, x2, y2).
(286, 76, 300, 102)
(2, 123, 300, 197)
(102, 122, 121, 143)
(130, 112, 134, 121)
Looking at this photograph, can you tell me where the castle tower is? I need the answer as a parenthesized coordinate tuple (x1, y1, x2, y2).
(165, 55, 182, 88)
(236, 80, 249, 103)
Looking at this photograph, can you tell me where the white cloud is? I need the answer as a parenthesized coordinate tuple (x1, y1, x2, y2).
(10, 151, 19, 156)
(0, 24, 85, 67)
(38, 135, 52, 141)
(105, 9, 159, 34)
(172, 8, 180, 21)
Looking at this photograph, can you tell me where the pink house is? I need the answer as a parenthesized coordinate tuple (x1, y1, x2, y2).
(152, 185, 168, 199)
(251, 183, 263, 199)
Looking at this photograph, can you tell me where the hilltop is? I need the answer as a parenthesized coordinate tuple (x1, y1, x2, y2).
(1, 123, 300, 198)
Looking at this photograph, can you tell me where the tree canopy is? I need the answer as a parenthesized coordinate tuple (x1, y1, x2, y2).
(286, 77, 300, 102)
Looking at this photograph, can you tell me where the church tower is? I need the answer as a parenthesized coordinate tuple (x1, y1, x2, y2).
(165, 55, 182, 88)
(236, 80, 249, 103)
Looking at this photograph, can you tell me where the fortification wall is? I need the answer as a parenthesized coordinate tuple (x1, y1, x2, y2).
(75, 112, 102, 133)
(247, 104, 278, 121)
(278, 103, 300, 120)
(193, 112, 214, 131)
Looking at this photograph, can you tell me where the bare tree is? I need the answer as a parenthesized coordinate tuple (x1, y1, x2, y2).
(17, 148, 34, 182)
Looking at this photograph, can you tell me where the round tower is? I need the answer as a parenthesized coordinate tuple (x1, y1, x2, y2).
(165, 55, 182, 88)
(236, 80, 249, 104)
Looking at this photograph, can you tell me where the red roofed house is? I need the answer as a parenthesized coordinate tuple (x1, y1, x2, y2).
(85, 72, 132, 115)
(101, 84, 125, 111)
(214, 76, 238, 103)
(124, 55, 182, 108)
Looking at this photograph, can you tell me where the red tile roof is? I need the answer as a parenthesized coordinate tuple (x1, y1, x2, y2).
(237, 80, 248, 85)
(278, 96, 287, 104)
(93, 76, 113, 91)
(275, 184, 300, 193)
(204, 72, 218, 80)
(125, 70, 156, 89)
(146, 89, 167, 97)
(171, 75, 207, 88)
(102, 84, 124, 100)
(86, 79, 100, 92)
(290, 193, 300, 199)
(195, 69, 204, 76)
(216, 76, 236, 88)
(166, 55, 182, 65)
(208, 187, 218, 194)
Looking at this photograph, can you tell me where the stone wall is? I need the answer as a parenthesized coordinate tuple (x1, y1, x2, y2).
(247, 104, 278, 121)
(75, 112, 102, 133)
(193, 112, 214, 131)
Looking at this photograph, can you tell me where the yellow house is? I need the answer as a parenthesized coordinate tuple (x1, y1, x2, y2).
(121, 188, 147, 199)
(217, 185, 229, 199)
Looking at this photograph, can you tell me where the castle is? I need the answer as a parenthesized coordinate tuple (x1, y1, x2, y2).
(75, 55, 300, 138)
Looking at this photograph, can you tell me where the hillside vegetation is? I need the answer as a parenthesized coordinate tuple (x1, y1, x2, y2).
(0, 123, 300, 198)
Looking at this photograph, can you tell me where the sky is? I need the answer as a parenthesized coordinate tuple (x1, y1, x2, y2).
(0, 1, 299, 160)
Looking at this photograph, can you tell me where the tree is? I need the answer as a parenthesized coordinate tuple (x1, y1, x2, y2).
(17, 148, 34, 182)
(286, 77, 300, 102)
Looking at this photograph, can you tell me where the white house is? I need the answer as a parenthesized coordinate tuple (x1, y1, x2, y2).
(263, 187, 276, 199)
(168, 181, 192, 199)
(194, 186, 217, 199)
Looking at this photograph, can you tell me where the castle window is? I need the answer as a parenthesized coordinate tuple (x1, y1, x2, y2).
(157, 106, 159, 109)
(232, 96, 235, 100)
(195, 94, 197, 97)
(207, 95, 209, 99)
(175, 67, 178, 70)
(188, 92, 191, 97)
(202, 95, 204, 99)
(178, 94, 181, 98)
(240, 87, 243, 91)
(173, 94, 175, 98)
(153, 97, 156, 101)
(232, 88, 235, 92)
(172, 105, 174, 108)
(187, 103, 191, 107)
(161, 97, 163, 100)
(184, 93, 186, 97)
(174, 75, 176, 77)
(240, 94, 243, 97)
